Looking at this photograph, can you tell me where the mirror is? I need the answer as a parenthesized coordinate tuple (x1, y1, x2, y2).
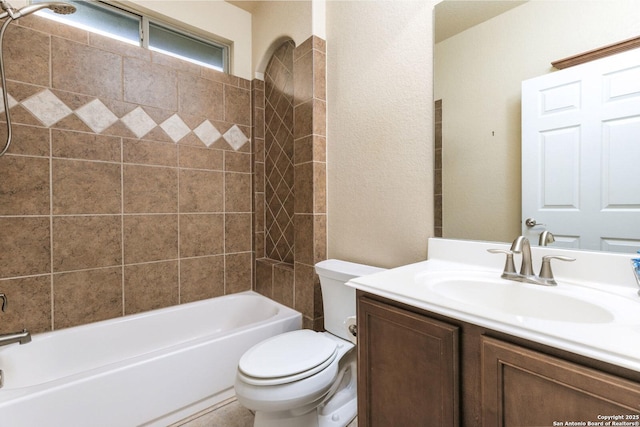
(434, 0, 640, 252)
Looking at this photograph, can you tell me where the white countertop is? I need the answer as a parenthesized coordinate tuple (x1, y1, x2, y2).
(347, 238, 640, 373)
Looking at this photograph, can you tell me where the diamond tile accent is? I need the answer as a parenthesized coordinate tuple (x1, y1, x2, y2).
(6, 87, 248, 151)
(22, 90, 73, 127)
(75, 99, 119, 134)
(223, 125, 249, 151)
(0, 90, 18, 114)
(194, 120, 222, 147)
(121, 107, 157, 139)
(263, 40, 295, 264)
(160, 114, 191, 143)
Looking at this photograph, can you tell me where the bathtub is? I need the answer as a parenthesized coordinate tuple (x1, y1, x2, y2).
(0, 291, 301, 426)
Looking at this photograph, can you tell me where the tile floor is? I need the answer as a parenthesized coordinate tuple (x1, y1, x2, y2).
(173, 399, 358, 426)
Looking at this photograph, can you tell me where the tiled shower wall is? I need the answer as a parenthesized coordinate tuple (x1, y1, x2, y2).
(0, 16, 252, 334)
(264, 41, 295, 264)
(254, 37, 327, 330)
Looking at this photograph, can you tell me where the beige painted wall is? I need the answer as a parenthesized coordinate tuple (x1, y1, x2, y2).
(326, 1, 435, 268)
(435, 0, 640, 244)
(248, 0, 313, 77)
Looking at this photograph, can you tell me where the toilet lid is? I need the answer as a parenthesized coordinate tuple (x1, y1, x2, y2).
(238, 330, 338, 382)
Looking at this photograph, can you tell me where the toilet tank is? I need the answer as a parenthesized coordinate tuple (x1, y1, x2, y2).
(314, 259, 386, 341)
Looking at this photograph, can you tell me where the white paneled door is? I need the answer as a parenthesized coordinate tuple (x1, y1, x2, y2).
(522, 48, 640, 253)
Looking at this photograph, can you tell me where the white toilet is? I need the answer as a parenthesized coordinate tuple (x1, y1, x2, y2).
(234, 259, 384, 427)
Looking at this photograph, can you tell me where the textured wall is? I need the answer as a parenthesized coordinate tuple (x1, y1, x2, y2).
(326, 1, 434, 268)
(0, 16, 252, 333)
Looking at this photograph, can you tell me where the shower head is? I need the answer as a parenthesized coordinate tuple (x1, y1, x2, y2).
(0, 1, 76, 20)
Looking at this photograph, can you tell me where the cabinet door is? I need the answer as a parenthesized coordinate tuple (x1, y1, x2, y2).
(482, 337, 640, 426)
(357, 296, 459, 427)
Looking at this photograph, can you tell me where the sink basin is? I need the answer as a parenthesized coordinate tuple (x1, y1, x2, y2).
(420, 271, 615, 324)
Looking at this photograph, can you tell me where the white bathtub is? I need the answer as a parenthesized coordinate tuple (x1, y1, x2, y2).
(0, 291, 301, 426)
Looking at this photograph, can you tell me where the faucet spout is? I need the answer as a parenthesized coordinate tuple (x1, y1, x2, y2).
(510, 236, 534, 277)
(0, 329, 31, 347)
(539, 230, 555, 246)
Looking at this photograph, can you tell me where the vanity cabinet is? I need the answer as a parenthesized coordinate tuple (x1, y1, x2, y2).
(357, 296, 459, 426)
(357, 292, 640, 427)
(483, 336, 640, 426)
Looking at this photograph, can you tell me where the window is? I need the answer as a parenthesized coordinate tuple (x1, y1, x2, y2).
(32, 0, 228, 72)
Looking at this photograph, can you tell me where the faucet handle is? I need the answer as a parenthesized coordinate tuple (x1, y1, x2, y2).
(487, 249, 517, 277)
(538, 255, 575, 284)
(0, 293, 5, 312)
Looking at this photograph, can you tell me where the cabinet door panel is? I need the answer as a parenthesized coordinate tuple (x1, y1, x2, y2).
(482, 337, 640, 426)
(358, 296, 459, 427)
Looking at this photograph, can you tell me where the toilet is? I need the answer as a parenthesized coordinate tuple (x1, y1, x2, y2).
(234, 259, 385, 427)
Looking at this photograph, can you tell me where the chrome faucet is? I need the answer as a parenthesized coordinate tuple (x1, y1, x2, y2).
(0, 293, 31, 347)
(511, 236, 534, 277)
(0, 329, 30, 347)
(489, 236, 575, 286)
(539, 230, 555, 246)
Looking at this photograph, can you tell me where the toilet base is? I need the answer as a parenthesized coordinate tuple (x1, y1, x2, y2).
(252, 360, 357, 427)
(253, 403, 356, 427)
(254, 409, 319, 427)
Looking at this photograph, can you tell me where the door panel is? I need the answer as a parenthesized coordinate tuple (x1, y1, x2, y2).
(522, 49, 640, 252)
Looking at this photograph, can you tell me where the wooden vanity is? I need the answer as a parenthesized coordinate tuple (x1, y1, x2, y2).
(357, 291, 640, 426)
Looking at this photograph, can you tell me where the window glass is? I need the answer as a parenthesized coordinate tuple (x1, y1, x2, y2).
(34, 0, 139, 45)
(32, 1, 228, 72)
(149, 22, 225, 71)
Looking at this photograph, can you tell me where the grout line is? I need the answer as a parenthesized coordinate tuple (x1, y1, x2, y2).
(48, 127, 54, 331)
(120, 137, 125, 316)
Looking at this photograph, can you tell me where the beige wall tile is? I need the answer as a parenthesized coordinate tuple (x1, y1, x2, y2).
(225, 252, 252, 294)
(178, 73, 224, 120)
(225, 213, 252, 253)
(123, 214, 178, 264)
(179, 169, 224, 213)
(225, 172, 251, 213)
(3, 124, 50, 157)
(53, 215, 122, 272)
(123, 139, 177, 167)
(124, 57, 178, 110)
(313, 49, 326, 101)
(0, 156, 49, 215)
(224, 86, 251, 126)
(123, 165, 178, 213)
(52, 37, 122, 100)
(180, 214, 224, 257)
(124, 261, 178, 314)
(255, 258, 274, 297)
(180, 255, 224, 303)
(52, 159, 121, 215)
(0, 275, 51, 334)
(294, 262, 318, 320)
(4, 25, 50, 86)
(52, 130, 121, 162)
(272, 263, 294, 306)
(19, 15, 87, 44)
(179, 145, 223, 170)
(0, 217, 50, 278)
(294, 162, 313, 214)
(53, 267, 123, 329)
(225, 151, 251, 173)
(293, 49, 313, 105)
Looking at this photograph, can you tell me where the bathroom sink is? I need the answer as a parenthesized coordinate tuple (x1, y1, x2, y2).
(418, 271, 615, 324)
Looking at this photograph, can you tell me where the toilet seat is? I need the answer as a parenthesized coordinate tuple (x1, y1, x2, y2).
(238, 330, 339, 386)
